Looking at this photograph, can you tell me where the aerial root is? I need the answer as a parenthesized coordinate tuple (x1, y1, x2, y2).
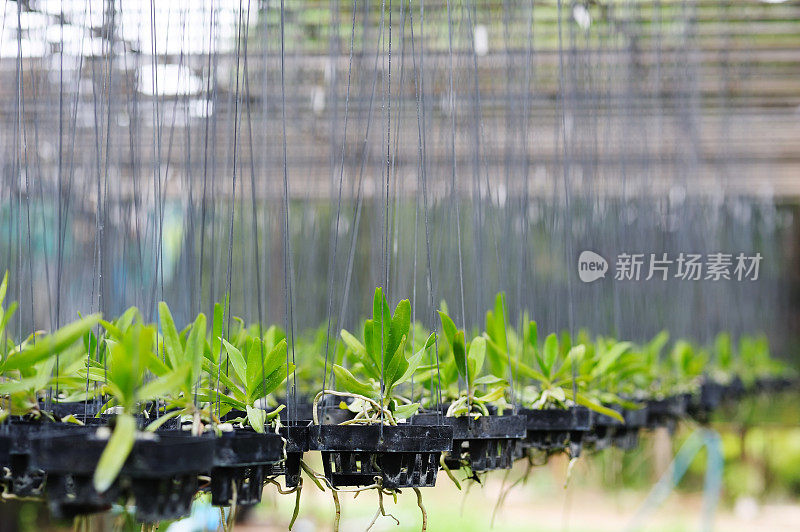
(565, 456, 579, 489)
(289, 479, 303, 530)
(440, 453, 461, 490)
(332, 490, 341, 532)
(265, 476, 300, 495)
(365, 488, 400, 531)
(413, 487, 427, 532)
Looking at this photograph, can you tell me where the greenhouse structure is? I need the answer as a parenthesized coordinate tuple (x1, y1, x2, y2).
(0, 1, 799, 531)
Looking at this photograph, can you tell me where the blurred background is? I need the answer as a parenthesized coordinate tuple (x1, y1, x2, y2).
(0, 0, 798, 530)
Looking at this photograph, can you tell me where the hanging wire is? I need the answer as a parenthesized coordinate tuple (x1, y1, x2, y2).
(321, 0, 360, 415)
(279, 0, 299, 427)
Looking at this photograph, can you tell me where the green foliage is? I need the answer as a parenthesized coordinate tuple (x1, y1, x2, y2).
(334, 287, 435, 424)
(436, 307, 508, 417)
(0, 306, 100, 419)
(512, 332, 625, 423)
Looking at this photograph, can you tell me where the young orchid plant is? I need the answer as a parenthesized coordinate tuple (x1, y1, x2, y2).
(320, 287, 436, 426)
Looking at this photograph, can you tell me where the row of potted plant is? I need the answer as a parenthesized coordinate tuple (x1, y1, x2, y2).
(0, 272, 794, 528)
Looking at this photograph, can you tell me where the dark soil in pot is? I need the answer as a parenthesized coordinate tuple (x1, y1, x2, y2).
(309, 423, 453, 489)
(412, 413, 526, 471)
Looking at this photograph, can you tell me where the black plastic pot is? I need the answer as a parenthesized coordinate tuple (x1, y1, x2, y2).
(646, 394, 689, 432)
(518, 407, 593, 458)
(277, 396, 318, 423)
(209, 428, 284, 506)
(412, 413, 526, 471)
(0, 420, 64, 498)
(319, 406, 356, 425)
(589, 405, 648, 451)
(752, 376, 796, 394)
(613, 406, 648, 450)
(309, 423, 453, 489)
(263, 422, 310, 489)
(0, 432, 12, 494)
(30, 426, 214, 522)
(726, 376, 746, 400)
(42, 400, 102, 420)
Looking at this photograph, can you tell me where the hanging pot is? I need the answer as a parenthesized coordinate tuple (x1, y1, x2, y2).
(30, 426, 214, 522)
(208, 428, 284, 506)
(309, 423, 452, 489)
(518, 407, 593, 458)
(412, 412, 526, 472)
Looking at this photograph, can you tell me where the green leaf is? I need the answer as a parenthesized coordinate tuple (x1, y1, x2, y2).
(422, 332, 437, 350)
(475, 387, 506, 403)
(467, 336, 487, 388)
(135, 366, 190, 402)
(250, 363, 294, 400)
(449, 330, 466, 382)
(0, 301, 17, 341)
(485, 293, 508, 355)
(393, 403, 420, 420)
(542, 333, 559, 379)
(99, 319, 123, 341)
(509, 356, 550, 384)
(3, 314, 101, 371)
(93, 413, 136, 492)
(202, 359, 247, 403)
(247, 339, 287, 402)
(438, 311, 457, 347)
(394, 335, 435, 387)
(142, 350, 171, 377)
(196, 389, 246, 411)
(340, 329, 369, 369)
(262, 339, 287, 380)
(184, 314, 206, 389)
(388, 299, 411, 368)
(340, 329, 381, 380)
(715, 333, 733, 370)
(223, 339, 247, 385)
(591, 342, 631, 378)
(473, 375, 506, 386)
(115, 307, 140, 333)
(157, 302, 183, 370)
(574, 393, 624, 423)
(384, 335, 409, 395)
(525, 321, 538, 352)
(246, 405, 267, 433)
(332, 364, 377, 399)
(363, 320, 382, 375)
(0, 271, 8, 306)
(372, 287, 392, 372)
